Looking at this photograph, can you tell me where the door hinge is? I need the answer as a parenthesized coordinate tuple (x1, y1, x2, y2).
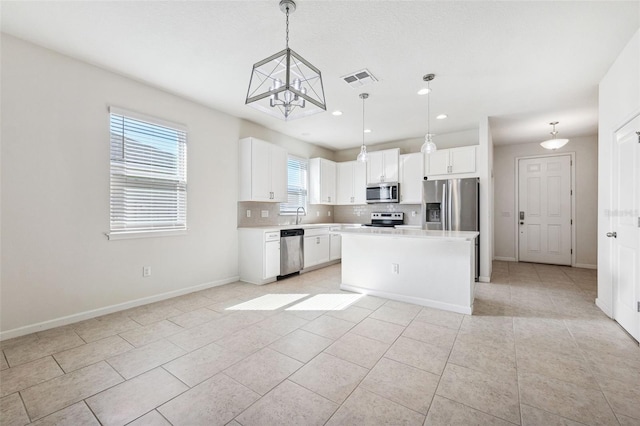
(636, 131, 639, 143)
(637, 301, 640, 312)
(637, 217, 640, 228)
(570, 189, 573, 195)
(571, 219, 573, 225)
(570, 160, 573, 166)
(571, 249, 573, 254)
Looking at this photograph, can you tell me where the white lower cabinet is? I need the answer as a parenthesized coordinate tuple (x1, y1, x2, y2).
(304, 228, 330, 268)
(264, 236, 280, 280)
(330, 233, 342, 260)
(239, 229, 281, 285)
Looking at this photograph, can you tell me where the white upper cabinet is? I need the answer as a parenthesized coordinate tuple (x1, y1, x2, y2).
(426, 146, 477, 176)
(309, 158, 337, 205)
(367, 148, 400, 184)
(337, 161, 366, 205)
(238, 137, 287, 202)
(399, 153, 424, 204)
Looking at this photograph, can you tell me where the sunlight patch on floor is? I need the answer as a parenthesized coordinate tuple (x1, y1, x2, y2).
(285, 293, 364, 311)
(226, 294, 309, 311)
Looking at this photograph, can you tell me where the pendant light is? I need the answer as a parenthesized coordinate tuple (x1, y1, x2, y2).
(245, 0, 326, 121)
(540, 121, 569, 150)
(420, 74, 437, 154)
(357, 93, 369, 162)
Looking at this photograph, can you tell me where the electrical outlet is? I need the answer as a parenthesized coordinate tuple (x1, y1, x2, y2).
(246, 210, 251, 218)
(328, 211, 331, 216)
(143, 266, 151, 277)
(411, 211, 417, 217)
(316, 211, 320, 217)
(261, 210, 269, 218)
(391, 263, 399, 274)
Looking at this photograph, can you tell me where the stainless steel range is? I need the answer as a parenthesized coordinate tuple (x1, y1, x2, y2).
(362, 212, 404, 228)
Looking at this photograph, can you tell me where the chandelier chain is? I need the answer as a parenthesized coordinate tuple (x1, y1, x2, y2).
(285, 6, 290, 49)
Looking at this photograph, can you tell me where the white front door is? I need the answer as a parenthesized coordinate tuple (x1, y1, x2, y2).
(518, 155, 572, 265)
(611, 115, 640, 341)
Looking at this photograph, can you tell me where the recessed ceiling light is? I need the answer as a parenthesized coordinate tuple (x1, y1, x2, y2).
(364, 129, 372, 133)
(417, 88, 431, 95)
(436, 114, 448, 120)
(332, 110, 343, 116)
(301, 132, 310, 136)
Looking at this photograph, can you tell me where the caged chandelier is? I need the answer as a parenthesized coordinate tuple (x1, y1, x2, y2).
(245, 0, 326, 121)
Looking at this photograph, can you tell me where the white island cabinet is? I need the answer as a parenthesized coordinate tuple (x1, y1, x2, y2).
(335, 227, 479, 314)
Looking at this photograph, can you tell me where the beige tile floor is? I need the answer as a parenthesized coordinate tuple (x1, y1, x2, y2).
(1, 261, 639, 425)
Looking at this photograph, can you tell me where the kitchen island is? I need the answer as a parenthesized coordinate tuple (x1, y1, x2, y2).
(335, 227, 479, 315)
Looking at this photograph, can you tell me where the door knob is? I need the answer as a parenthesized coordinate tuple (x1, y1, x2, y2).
(606, 232, 617, 238)
(520, 221, 524, 225)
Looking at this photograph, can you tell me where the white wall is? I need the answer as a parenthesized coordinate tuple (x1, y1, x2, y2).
(0, 35, 322, 337)
(493, 135, 598, 267)
(597, 29, 640, 316)
(478, 117, 493, 282)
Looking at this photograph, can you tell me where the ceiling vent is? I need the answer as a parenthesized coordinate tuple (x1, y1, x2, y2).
(341, 69, 378, 88)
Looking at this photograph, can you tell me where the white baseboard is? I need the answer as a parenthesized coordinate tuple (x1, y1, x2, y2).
(0, 276, 240, 341)
(595, 298, 613, 318)
(479, 276, 491, 283)
(493, 257, 516, 262)
(574, 263, 597, 270)
(340, 283, 472, 315)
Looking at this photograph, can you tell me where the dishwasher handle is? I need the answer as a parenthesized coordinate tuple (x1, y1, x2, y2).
(281, 229, 305, 237)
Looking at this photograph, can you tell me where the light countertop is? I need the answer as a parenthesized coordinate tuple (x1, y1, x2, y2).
(334, 226, 479, 241)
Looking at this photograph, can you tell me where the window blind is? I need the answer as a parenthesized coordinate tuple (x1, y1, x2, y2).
(280, 155, 308, 214)
(109, 107, 187, 234)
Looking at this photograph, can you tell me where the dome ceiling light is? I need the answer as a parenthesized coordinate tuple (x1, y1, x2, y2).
(540, 121, 569, 150)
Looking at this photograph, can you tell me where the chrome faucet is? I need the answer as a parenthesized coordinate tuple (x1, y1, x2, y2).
(295, 206, 307, 225)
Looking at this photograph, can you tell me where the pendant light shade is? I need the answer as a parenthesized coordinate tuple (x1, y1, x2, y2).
(540, 122, 569, 150)
(356, 93, 369, 162)
(245, 0, 326, 121)
(422, 133, 437, 154)
(420, 74, 438, 154)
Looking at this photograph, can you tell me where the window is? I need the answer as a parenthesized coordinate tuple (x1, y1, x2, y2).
(108, 107, 187, 238)
(280, 155, 308, 214)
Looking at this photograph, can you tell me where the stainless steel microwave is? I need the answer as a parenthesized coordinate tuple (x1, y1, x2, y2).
(366, 183, 400, 204)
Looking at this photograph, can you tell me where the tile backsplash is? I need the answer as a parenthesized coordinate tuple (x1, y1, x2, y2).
(333, 203, 423, 226)
(237, 202, 334, 227)
(237, 202, 423, 227)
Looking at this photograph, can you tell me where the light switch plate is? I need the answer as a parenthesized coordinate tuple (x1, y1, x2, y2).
(246, 210, 251, 218)
(261, 210, 269, 218)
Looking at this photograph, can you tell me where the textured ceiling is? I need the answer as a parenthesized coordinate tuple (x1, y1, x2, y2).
(2, 1, 639, 149)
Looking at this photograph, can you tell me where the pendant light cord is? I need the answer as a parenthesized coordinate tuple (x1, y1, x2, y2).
(362, 95, 366, 148)
(427, 80, 431, 136)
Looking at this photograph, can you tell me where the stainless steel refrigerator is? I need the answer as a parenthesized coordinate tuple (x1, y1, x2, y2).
(422, 177, 479, 281)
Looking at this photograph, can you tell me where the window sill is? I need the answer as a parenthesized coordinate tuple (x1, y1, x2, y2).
(105, 229, 188, 240)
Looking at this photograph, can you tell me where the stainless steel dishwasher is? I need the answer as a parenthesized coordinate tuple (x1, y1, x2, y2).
(279, 229, 304, 278)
